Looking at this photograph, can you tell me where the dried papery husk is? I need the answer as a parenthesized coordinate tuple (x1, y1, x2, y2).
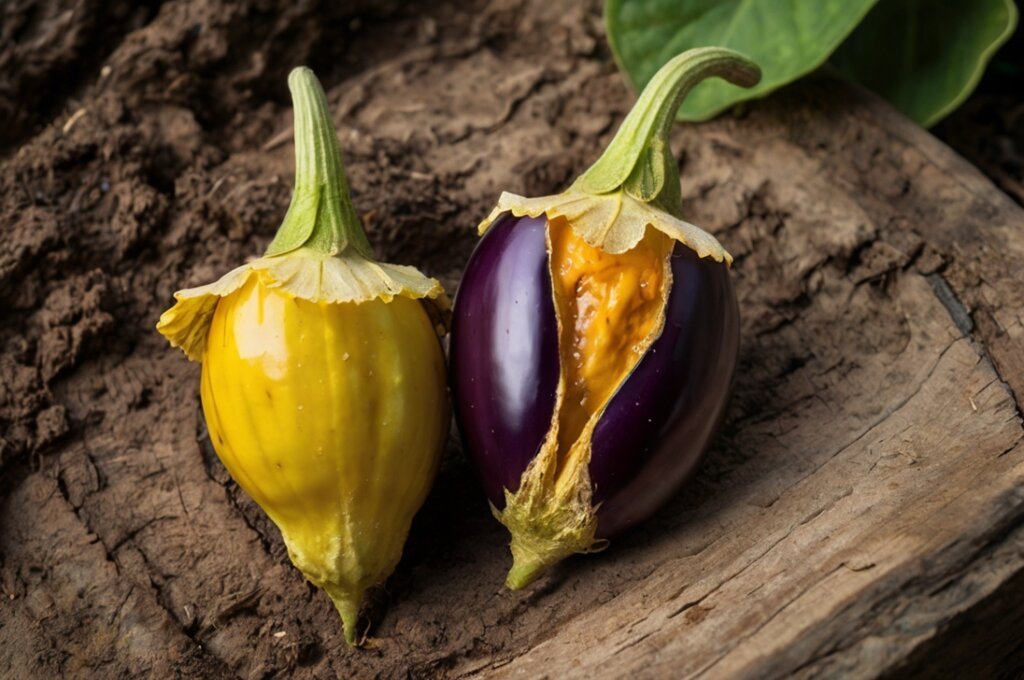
(477, 189, 731, 263)
(157, 248, 444, 361)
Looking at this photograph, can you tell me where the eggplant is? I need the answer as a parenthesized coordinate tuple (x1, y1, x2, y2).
(450, 48, 760, 588)
(158, 68, 449, 643)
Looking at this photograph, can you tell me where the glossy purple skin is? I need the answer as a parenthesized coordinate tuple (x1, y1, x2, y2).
(449, 215, 560, 505)
(450, 214, 739, 538)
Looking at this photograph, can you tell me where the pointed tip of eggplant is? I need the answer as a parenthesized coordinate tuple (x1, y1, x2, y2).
(326, 587, 363, 647)
(505, 557, 549, 590)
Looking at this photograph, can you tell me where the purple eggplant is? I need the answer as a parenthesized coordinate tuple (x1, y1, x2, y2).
(450, 214, 560, 507)
(450, 48, 761, 588)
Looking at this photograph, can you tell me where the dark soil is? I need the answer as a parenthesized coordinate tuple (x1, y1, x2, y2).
(0, 0, 1020, 678)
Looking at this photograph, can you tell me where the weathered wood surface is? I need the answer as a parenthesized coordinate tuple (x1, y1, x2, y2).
(0, 0, 1022, 677)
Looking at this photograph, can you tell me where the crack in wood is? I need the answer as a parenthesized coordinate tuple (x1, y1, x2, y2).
(926, 273, 974, 336)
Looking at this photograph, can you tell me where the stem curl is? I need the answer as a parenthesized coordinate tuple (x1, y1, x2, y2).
(574, 47, 761, 217)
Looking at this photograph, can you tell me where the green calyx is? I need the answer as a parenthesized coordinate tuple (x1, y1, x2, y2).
(265, 67, 373, 259)
(498, 486, 598, 590)
(573, 47, 761, 218)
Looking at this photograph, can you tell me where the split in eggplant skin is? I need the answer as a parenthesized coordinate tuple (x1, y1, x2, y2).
(548, 218, 672, 466)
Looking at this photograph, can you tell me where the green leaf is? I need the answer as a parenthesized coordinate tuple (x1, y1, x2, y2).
(605, 0, 880, 122)
(831, 0, 1018, 127)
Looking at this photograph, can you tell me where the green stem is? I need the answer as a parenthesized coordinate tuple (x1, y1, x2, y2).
(574, 47, 761, 216)
(265, 67, 373, 259)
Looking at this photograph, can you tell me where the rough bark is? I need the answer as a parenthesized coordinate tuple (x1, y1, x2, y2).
(1, 0, 1021, 678)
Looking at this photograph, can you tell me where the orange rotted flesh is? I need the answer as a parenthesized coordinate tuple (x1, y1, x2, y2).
(547, 217, 673, 466)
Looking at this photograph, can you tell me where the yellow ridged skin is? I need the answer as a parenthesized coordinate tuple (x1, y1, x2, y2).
(200, 274, 448, 642)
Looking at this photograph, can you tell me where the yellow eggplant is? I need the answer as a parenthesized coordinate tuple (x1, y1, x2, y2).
(156, 68, 448, 645)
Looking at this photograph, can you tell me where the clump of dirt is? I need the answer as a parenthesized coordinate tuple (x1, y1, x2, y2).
(0, 0, 161, 154)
